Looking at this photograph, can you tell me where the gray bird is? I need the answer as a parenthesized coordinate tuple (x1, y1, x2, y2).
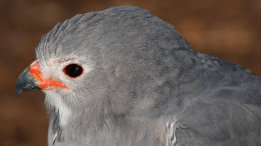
(16, 6, 261, 146)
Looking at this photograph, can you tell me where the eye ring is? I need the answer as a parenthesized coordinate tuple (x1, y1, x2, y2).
(63, 64, 83, 78)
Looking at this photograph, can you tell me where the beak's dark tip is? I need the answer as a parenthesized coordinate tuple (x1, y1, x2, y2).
(16, 92, 21, 99)
(16, 67, 40, 98)
(16, 85, 22, 99)
(16, 71, 24, 98)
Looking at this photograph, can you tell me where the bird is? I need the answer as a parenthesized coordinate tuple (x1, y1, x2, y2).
(16, 6, 261, 146)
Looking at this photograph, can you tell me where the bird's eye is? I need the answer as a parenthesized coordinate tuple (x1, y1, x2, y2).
(63, 64, 83, 78)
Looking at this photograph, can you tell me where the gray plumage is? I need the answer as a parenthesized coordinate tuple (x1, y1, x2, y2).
(19, 6, 261, 146)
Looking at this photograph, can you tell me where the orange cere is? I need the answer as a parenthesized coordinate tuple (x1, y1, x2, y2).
(29, 61, 69, 90)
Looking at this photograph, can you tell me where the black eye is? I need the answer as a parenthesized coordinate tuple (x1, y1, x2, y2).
(63, 64, 83, 78)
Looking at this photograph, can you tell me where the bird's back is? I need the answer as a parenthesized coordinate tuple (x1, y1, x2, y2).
(159, 50, 261, 146)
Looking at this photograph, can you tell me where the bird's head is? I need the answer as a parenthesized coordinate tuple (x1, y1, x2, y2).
(16, 20, 100, 112)
(16, 48, 96, 108)
(16, 6, 190, 121)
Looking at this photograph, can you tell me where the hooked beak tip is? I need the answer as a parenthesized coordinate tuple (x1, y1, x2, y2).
(16, 86, 22, 99)
(16, 67, 40, 98)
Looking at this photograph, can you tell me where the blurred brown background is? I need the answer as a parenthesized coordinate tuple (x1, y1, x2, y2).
(0, 0, 260, 145)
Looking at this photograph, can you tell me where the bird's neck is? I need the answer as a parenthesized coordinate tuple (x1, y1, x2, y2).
(48, 103, 131, 145)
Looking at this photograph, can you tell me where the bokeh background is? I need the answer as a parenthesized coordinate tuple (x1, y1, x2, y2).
(0, 0, 260, 145)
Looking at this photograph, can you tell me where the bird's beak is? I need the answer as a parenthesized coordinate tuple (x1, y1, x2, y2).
(16, 60, 69, 98)
(16, 67, 41, 98)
